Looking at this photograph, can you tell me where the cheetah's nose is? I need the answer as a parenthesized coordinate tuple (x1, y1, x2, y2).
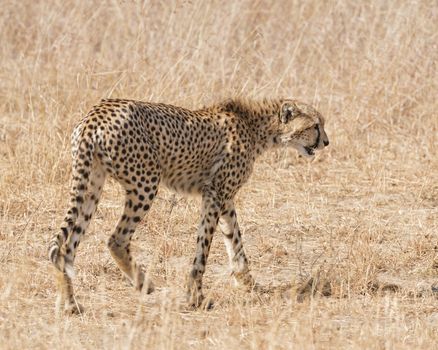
(323, 140, 329, 146)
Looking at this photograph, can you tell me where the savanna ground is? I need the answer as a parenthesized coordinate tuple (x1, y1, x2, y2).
(0, 0, 437, 349)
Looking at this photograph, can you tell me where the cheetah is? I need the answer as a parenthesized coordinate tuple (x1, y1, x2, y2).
(48, 97, 329, 313)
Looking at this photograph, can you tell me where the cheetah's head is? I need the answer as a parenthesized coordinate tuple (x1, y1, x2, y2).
(278, 100, 329, 158)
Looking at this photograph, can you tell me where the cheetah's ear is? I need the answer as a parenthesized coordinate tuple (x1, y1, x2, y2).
(279, 102, 299, 124)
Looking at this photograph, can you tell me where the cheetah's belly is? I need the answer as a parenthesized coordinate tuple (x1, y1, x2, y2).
(161, 167, 212, 194)
(160, 152, 225, 195)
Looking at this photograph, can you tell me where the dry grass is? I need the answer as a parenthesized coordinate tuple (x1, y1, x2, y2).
(1, 0, 437, 348)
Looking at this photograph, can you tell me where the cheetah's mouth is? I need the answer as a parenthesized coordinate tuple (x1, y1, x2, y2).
(303, 126, 320, 156)
(304, 146, 315, 156)
(297, 145, 316, 158)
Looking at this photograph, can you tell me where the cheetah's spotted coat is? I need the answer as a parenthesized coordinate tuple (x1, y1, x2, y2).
(48, 97, 329, 312)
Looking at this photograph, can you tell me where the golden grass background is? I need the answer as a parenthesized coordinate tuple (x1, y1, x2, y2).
(0, 0, 437, 348)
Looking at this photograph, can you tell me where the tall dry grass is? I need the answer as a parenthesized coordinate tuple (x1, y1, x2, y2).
(0, 0, 437, 349)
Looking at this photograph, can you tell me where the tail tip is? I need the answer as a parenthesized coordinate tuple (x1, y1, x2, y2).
(64, 262, 75, 278)
(49, 245, 60, 266)
(49, 245, 75, 277)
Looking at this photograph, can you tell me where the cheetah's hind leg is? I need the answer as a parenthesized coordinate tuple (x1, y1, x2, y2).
(107, 156, 160, 295)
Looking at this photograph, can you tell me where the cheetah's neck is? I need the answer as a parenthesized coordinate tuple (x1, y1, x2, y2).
(214, 98, 285, 155)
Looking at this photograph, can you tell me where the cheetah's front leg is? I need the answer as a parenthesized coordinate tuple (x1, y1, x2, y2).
(187, 190, 221, 308)
(219, 201, 255, 289)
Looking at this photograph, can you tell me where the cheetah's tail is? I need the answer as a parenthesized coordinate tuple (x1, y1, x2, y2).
(48, 126, 96, 274)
